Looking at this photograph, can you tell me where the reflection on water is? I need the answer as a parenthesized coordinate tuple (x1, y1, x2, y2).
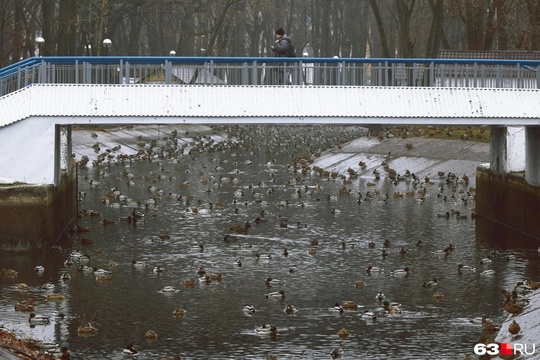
(1, 125, 540, 360)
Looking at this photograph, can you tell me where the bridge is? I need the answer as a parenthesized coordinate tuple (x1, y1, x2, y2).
(0, 56, 539, 246)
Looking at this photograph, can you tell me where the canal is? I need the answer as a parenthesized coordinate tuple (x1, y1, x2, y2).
(1, 124, 539, 359)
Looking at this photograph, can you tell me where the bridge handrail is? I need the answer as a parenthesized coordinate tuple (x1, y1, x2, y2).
(1, 56, 540, 96)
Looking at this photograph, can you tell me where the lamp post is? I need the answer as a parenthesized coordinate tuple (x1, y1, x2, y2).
(35, 37, 45, 57)
(302, 51, 309, 85)
(102, 38, 112, 56)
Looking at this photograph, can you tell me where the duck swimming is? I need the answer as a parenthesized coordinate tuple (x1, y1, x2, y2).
(457, 264, 476, 272)
(243, 304, 256, 315)
(361, 310, 377, 320)
(122, 344, 138, 357)
(29, 313, 51, 325)
(422, 278, 438, 287)
(159, 286, 179, 293)
(390, 267, 411, 276)
(265, 290, 286, 300)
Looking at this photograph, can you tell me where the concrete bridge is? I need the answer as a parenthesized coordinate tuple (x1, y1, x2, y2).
(0, 56, 539, 248)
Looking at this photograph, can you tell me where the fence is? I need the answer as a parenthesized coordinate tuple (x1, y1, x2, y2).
(1, 56, 540, 96)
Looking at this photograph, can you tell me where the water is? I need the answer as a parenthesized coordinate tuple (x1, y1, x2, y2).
(1, 125, 539, 360)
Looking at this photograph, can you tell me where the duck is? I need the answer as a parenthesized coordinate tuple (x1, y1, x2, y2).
(14, 301, 35, 312)
(60, 272, 71, 281)
(265, 277, 285, 286)
(341, 301, 359, 310)
(153, 266, 165, 274)
(45, 293, 65, 301)
(265, 290, 286, 300)
(504, 300, 524, 315)
(159, 286, 179, 293)
(243, 304, 256, 315)
(144, 330, 157, 339)
(93, 267, 111, 275)
(361, 310, 377, 320)
(289, 265, 298, 273)
(382, 300, 401, 314)
(355, 280, 366, 289)
(17, 283, 29, 290)
(337, 327, 349, 338)
(432, 290, 444, 300)
(480, 256, 493, 264)
(481, 317, 499, 332)
(208, 273, 222, 282)
(365, 266, 383, 274)
(77, 323, 98, 335)
(173, 308, 186, 317)
(234, 259, 242, 267)
(181, 279, 196, 287)
(77, 254, 91, 263)
(331, 347, 344, 359)
(284, 304, 297, 315)
(508, 320, 521, 338)
(77, 265, 93, 273)
(28, 313, 51, 325)
(422, 278, 438, 287)
(34, 265, 45, 273)
(132, 260, 148, 269)
(41, 283, 56, 290)
(332, 302, 344, 314)
(255, 324, 278, 337)
(198, 275, 212, 284)
(526, 279, 540, 290)
(122, 344, 138, 357)
(500, 289, 513, 301)
(390, 267, 411, 276)
(375, 291, 385, 301)
(308, 248, 317, 255)
(480, 269, 495, 276)
(457, 264, 476, 272)
(1, 268, 18, 277)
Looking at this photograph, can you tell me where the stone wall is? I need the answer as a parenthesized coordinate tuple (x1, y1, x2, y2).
(0, 170, 77, 251)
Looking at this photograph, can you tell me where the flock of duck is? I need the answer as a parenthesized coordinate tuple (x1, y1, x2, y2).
(1, 124, 539, 359)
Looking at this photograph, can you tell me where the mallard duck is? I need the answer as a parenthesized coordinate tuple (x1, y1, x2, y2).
(481, 317, 499, 332)
(375, 292, 385, 301)
(15, 301, 35, 312)
(96, 273, 112, 282)
(500, 289, 513, 301)
(432, 290, 444, 300)
(265, 277, 285, 286)
(361, 310, 377, 320)
(173, 308, 186, 317)
(77, 265, 93, 272)
(93, 267, 111, 275)
(144, 330, 157, 339)
(341, 301, 358, 310)
(41, 283, 55, 290)
(159, 286, 179, 293)
(365, 266, 383, 274)
(422, 278, 438, 287)
(153, 266, 165, 274)
(332, 302, 344, 314)
(382, 300, 401, 314)
(132, 260, 148, 269)
(480, 256, 493, 264)
(526, 279, 540, 290)
(480, 269, 495, 276)
(331, 347, 344, 359)
(504, 300, 524, 315)
(60, 272, 71, 280)
(122, 344, 138, 357)
(457, 264, 476, 272)
(390, 267, 411, 276)
(255, 324, 278, 337)
(243, 304, 256, 315)
(208, 273, 222, 281)
(265, 290, 286, 300)
(1, 268, 18, 277)
(181, 279, 196, 287)
(509, 320, 521, 338)
(45, 293, 65, 301)
(34, 265, 45, 273)
(29, 313, 51, 325)
(198, 275, 212, 284)
(17, 283, 29, 290)
(337, 327, 349, 338)
(308, 248, 317, 255)
(355, 280, 366, 289)
(284, 304, 297, 315)
(289, 265, 298, 273)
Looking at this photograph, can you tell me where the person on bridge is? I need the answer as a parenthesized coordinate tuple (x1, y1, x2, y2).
(270, 28, 294, 84)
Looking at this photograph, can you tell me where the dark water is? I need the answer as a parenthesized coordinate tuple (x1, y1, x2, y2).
(1, 125, 539, 360)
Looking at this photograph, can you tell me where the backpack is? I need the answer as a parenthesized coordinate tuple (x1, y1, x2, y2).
(285, 38, 297, 57)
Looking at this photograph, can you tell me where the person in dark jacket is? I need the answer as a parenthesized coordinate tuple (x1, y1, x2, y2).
(270, 28, 293, 84)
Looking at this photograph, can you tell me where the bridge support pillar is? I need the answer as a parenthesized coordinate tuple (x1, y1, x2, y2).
(525, 127, 540, 187)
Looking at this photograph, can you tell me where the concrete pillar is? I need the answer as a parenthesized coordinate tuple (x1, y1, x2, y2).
(525, 126, 540, 186)
(489, 126, 508, 174)
(507, 127, 526, 172)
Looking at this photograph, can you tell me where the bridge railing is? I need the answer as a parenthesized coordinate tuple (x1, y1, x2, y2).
(1, 56, 540, 97)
